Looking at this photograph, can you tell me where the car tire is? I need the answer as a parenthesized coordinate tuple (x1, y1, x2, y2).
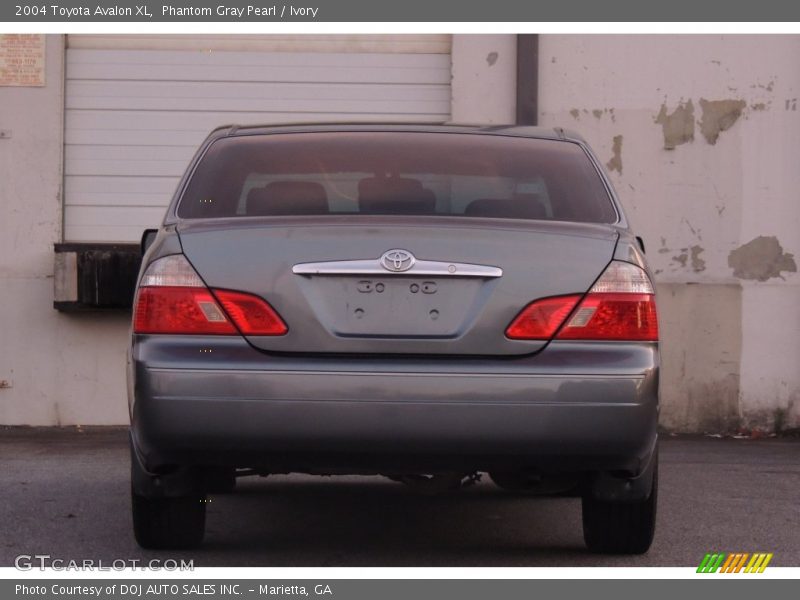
(131, 487, 206, 549)
(581, 460, 658, 554)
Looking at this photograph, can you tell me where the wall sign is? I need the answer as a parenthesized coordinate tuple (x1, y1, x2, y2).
(0, 34, 45, 86)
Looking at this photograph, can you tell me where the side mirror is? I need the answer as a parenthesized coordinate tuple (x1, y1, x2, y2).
(141, 229, 158, 255)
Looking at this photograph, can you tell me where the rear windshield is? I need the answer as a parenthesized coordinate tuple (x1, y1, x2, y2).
(177, 131, 617, 223)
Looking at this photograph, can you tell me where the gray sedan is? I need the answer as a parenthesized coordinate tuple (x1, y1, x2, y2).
(128, 124, 659, 554)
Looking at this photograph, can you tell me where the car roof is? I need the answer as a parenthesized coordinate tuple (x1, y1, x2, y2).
(205, 122, 586, 144)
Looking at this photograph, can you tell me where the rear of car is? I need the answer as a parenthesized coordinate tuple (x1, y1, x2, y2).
(128, 125, 659, 553)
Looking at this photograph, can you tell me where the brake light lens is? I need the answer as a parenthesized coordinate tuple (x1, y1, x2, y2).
(505, 261, 659, 342)
(556, 292, 658, 340)
(214, 289, 288, 336)
(133, 255, 287, 336)
(134, 286, 238, 335)
(505, 295, 582, 340)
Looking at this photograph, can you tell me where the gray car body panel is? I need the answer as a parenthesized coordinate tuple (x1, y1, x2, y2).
(130, 335, 658, 474)
(128, 123, 659, 486)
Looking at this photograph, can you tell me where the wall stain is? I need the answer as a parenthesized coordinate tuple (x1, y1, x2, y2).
(751, 102, 767, 111)
(690, 245, 706, 272)
(592, 109, 603, 119)
(728, 236, 797, 281)
(486, 52, 498, 67)
(681, 217, 701, 239)
(672, 251, 688, 268)
(751, 79, 775, 92)
(655, 100, 694, 149)
(698, 98, 746, 144)
(785, 98, 797, 111)
(569, 108, 580, 120)
(605, 135, 623, 174)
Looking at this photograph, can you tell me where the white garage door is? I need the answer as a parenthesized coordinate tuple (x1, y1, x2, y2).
(64, 36, 452, 242)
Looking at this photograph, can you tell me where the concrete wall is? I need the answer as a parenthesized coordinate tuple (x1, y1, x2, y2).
(539, 35, 800, 431)
(0, 36, 129, 425)
(0, 36, 131, 425)
(450, 35, 516, 123)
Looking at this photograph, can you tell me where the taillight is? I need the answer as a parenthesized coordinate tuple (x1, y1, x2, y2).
(556, 292, 658, 340)
(505, 261, 659, 342)
(505, 295, 582, 340)
(133, 255, 287, 336)
(213, 289, 288, 336)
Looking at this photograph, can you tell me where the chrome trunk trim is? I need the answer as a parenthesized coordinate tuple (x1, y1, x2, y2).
(292, 258, 502, 278)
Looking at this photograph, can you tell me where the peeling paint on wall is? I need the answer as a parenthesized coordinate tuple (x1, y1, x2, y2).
(699, 98, 746, 144)
(690, 245, 706, 272)
(728, 236, 797, 281)
(751, 79, 775, 92)
(605, 135, 623, 174)
(569, 107, 616, 122)
(672, 251, 688, 268)
(654, 100, 694, 149)
(485, 51, 498, 67)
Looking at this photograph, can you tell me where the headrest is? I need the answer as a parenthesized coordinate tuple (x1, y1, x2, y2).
(358, 177, 436, 214)
(246, 181, 328, 216)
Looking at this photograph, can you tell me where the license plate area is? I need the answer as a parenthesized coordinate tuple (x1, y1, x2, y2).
(300, 276, 485, 338)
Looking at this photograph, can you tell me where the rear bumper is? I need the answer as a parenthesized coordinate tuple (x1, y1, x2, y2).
(129, 336, 659, 475)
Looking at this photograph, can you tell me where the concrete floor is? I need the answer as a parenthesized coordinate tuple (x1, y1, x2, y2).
(1, 427, 798, 567)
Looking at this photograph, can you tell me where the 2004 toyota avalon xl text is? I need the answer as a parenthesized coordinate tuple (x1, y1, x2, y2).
(128, 124, 660, 553)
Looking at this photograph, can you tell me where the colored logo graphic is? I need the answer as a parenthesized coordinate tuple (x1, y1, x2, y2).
(697, 552, 773, 573)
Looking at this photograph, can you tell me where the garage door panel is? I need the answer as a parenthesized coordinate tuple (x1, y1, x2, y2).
(67, 145, 195, 162)
(68, 51, 451, 85)
(68, 110, 445, 135)
(67, 35, 451, 54)
(66, 128, 210, 147)
(66, 158, 190, 178)
(66, 145, 195, 177)
(69, 63, 450, 85)
(67, 96, 449, 114)
(65, 206, 168, 242)
(67, 174, 181, 195)
(66, 175, 181, 207)
(68, 49, 451, 69)
(65, 189, 175, 209)
(67, 80, 450, 102)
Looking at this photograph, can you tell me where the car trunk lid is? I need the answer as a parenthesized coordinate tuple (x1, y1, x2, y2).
(177, 216, 618, 355)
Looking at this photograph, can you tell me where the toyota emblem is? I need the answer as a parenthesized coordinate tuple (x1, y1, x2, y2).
(380, 249, 416, 273)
